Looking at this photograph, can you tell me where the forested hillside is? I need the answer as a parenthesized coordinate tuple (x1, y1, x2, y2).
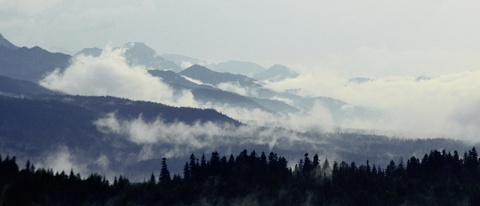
(1, 148, 480, 205)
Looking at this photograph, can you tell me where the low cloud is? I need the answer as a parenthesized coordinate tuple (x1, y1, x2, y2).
(40, 46, 196, 107)
(37, 146, 88, 176)
(94, 113, 234, 146)
(94, 112, 324, 158)
(35, 146, 117, 181)
(266, 68, 480, 142)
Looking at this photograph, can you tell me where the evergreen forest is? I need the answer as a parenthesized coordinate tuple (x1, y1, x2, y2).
(1, 148, 480, 205)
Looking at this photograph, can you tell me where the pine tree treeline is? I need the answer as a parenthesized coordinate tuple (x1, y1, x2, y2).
(1, 148, 480, 205)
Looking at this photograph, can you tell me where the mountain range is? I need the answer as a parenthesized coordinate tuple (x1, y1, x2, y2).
(76, 43, 299, 82)
(73, 41, 372, 120)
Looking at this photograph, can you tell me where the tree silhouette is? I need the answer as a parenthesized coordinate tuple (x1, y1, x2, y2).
(159, 158, 170, 185)
(2, 147, 480, 205)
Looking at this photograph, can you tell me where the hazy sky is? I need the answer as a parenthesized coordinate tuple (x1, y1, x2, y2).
(1, 0, 480, 77)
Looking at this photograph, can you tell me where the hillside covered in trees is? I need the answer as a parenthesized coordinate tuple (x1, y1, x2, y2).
(1, 148, 480, 205)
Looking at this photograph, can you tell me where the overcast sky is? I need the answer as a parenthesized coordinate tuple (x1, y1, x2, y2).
(1, 0, 480, 77)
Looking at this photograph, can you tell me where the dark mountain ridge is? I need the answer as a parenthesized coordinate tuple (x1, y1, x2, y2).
(0, 75, 59, 96)
(0, 74, 242, 180)
(0, 34, 71, 82)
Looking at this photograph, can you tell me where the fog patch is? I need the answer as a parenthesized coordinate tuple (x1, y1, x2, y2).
(95, 154, 110, 171)
(180, 61, 194, 69)
(37, 146, 88, 176)
(217, 82, 249, 96)
(138, 145, 155, 161)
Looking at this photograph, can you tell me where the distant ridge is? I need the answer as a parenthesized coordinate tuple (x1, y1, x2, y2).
(179, 65, 262, 88)
(254, 64, 299, 82)
(0, 75, 58, 96)
(0, 35, 71, 82)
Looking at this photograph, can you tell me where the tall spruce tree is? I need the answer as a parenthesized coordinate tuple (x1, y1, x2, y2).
(159, 158, 171, 184)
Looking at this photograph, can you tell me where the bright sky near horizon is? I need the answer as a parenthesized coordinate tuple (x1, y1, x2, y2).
(1, 0, 480, 78)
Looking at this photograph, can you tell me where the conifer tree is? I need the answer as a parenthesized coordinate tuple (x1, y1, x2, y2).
(323, 158, 330, 170)
(159, 158, 170, 184)
(149, 173, 156, 184)
(313, 153, 320, 169)
(183, 162, 191, 180)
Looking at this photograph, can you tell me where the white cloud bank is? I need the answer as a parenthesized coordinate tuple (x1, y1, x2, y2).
(266, 67, 480, 142)
(40, 46, 196, 107)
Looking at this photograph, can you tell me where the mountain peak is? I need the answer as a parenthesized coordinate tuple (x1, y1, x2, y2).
(124, 42, 149, 49)
(123, 42, 156, 56)
(254, 64, 299, 82)
(119, 42, 181, 71)
(75, 47, 102, 57)
(0, 34, 19, 50)
(182, 64, 214, 73)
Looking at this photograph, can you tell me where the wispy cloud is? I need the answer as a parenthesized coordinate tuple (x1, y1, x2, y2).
(36, 146, 88, 176)
(217, 82, 249, 96)
(93, 112, 325, 158)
